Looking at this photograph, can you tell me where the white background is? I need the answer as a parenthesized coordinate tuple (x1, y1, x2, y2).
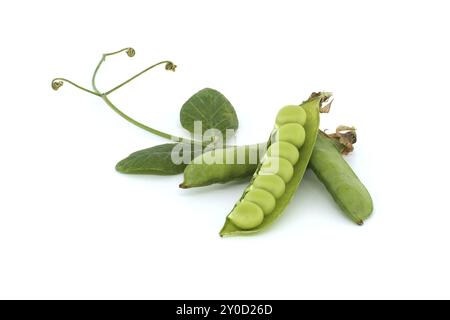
(1, 0, 449, 299)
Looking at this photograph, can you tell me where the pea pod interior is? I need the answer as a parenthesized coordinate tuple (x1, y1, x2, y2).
(220, 93, 331, 236)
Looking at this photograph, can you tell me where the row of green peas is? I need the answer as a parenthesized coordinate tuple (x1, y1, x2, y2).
(229, 106, 308, 229)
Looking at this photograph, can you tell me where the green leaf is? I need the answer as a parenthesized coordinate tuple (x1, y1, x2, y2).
(116, 143, 199, 175)
(180, 88, 239, 139)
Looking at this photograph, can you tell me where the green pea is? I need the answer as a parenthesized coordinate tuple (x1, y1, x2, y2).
(267, 141, 299, 165)
(244, 188, 276, 215)
(260, 157, 294, 183)
(276, 105, 307, 126)
(228, 200, 264, 230)
(275, 123, 306, 148)
(252, 174, 285, 198)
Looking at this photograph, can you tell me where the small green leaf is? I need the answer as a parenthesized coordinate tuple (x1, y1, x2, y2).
(116, 143, 199, 175)
(180, 88, 239, 138)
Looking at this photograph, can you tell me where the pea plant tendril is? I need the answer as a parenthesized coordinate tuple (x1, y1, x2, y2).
(52, 47, 199, 144)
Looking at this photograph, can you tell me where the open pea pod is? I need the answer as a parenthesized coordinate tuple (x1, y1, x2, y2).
(220, 92, 332, 236)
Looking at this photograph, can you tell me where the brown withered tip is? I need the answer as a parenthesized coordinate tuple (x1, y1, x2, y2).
(327, 125, 357, 155)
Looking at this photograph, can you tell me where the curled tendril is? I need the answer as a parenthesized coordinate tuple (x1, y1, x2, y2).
(126, 48, 136, 57)
(51, 78, 100, 96)
(165, 62, 177, 71)
(52, 80, 63, 91)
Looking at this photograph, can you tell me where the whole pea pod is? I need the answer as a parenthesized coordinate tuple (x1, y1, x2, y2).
(179, 144, 265, 188)
(309, 131, 373, 225)
(220, 92, 330, 236)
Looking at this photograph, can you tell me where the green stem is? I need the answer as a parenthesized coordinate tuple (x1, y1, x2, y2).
(99, 93, 182, 141)
(91, 47, 134, 92)
(104, 61, 175, 96)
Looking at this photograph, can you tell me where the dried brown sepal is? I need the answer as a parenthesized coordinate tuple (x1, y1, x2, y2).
(326, 125, 357, 155)
(319, 98, 333, 113)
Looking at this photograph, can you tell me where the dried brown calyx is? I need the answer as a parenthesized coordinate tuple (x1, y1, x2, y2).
(323, 126, 357, 155)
